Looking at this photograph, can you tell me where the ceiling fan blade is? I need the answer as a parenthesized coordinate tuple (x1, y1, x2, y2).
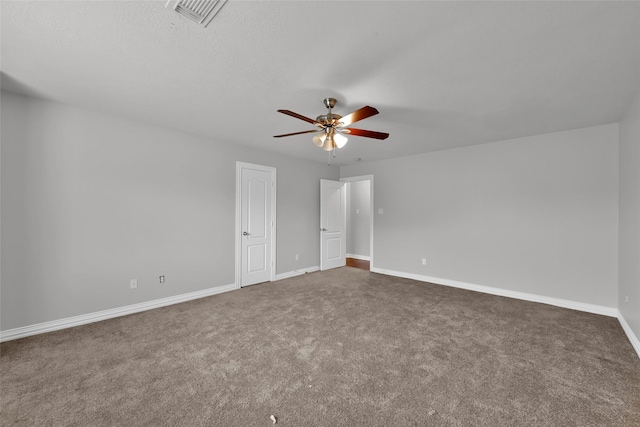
(273, 129, 321, 138)
(338, 106, 379, 127)
(342, 128, 389, 140)
(277, 110, 320, 125)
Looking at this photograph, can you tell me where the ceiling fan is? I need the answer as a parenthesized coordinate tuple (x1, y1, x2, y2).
(274, 98, 389, 152)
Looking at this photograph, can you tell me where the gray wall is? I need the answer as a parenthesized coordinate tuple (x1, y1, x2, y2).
(346, 180, 371, 258)
(619, 90, 640, 339)
(2, 89, 632, 333)
(341, 124, 619, 308)
(1, 91, 339, 330)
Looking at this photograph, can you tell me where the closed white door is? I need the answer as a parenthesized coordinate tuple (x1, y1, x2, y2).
(320, 179, 346, 270)
(240, 165, 274, 287)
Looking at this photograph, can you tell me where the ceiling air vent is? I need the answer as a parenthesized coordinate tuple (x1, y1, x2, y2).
(166, 0, 228, 27)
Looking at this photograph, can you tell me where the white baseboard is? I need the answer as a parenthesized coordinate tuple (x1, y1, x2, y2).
(617, 313, 640, 359)
(6, 270, 636, 359)
(275, 266, 320, 281)
(370, 267, 618, 317)
(371, 267, 639, 359)
(0, 284, 236, 343)
(346, 254, 370, 261)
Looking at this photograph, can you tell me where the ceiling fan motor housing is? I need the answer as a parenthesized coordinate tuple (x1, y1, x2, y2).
(316, 113, 342, 127)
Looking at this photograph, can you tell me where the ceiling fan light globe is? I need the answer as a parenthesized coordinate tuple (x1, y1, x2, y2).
(313, 133, 326, 147)
(334, 133, 348, 148)
(321, 137, 335, 151)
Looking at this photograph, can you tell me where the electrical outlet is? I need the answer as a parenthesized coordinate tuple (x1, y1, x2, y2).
(159, 275, 165, 284)
(421, 258, 427, 265)
(626, 296, 629, 303)
(295, 254, 299, 261)
(130, 279, 138, 289)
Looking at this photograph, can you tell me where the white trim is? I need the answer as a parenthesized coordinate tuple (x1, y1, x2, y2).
(346, 254, 370, 261)
(617, 313, 640, 359)
(371, 267, 618, 317)
(340, 175, 374, 269)
(275, 266, 320, 281)
(235, 162, 277, 289)
(0, 284, 236, 342)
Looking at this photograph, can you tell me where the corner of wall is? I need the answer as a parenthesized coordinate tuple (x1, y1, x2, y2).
(617, 89, 640, 348)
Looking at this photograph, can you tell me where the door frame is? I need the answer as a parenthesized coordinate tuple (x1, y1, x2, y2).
(235, 162, 277, 289)
(340, 175, 374, 270)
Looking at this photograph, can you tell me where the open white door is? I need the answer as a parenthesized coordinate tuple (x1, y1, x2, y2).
(237, 163, 276, 287)
(320, 179, 346, 270)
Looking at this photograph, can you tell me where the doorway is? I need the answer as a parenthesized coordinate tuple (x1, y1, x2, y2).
(319, 176, 373, 271)
(342, 176, 373, 271)
(235, 162, 276, 288)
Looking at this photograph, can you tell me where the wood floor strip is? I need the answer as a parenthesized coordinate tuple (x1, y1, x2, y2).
(346, 257, 370, 270)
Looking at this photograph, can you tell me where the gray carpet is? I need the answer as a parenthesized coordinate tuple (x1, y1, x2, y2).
(2, 267, 639, 426)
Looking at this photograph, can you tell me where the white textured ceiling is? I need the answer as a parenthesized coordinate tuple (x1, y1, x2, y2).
(2, 0, 639, 165)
